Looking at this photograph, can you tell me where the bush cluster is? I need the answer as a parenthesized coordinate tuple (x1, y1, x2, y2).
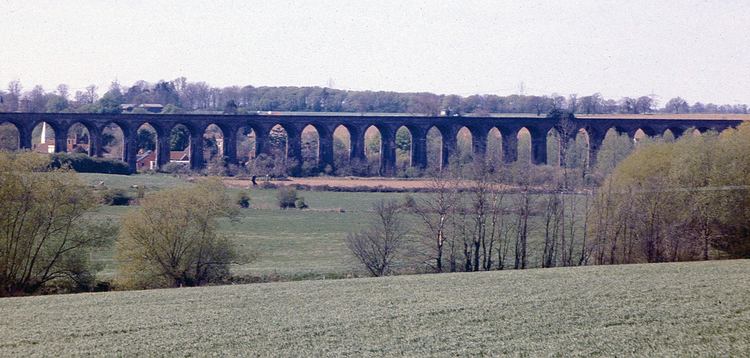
(50, 153, 130, 175)
(101, 188, 132, 205)
(237, 191, 251, 208)
(277, 186, 298, 209)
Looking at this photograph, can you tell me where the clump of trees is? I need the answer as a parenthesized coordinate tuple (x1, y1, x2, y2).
(0, 152, 115, 296)
(588, 124, 750, 263)
(116, 178, 246, 289)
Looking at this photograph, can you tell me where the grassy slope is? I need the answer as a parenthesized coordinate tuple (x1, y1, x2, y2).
(1, 260, 748, 356)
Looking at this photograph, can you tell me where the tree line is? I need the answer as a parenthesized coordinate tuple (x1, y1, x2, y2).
(0, 79, 747, 115)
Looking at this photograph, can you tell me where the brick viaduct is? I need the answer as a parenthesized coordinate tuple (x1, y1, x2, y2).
(0, 112, 743, 175)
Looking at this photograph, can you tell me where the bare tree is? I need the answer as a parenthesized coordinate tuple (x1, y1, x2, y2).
(408, 173, 460, 272)
(346, 200, 409, 276)
(513, 190, 532, 269)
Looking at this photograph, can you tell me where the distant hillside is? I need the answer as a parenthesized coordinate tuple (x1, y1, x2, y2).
(1, 260, 748, 356)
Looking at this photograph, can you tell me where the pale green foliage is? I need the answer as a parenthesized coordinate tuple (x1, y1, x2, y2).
(594, 129, 634, 176)
(116, 178, 243, 289)
(589, 124, 750, 263)
(0, 260, 748, 356)
(0, 152, 114, 295)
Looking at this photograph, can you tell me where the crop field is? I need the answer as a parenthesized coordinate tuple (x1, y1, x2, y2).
(0, 260, 748, 356)
(82, 173, 590, 279)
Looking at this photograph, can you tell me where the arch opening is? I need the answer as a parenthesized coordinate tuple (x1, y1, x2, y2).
(364, 125, 382, 176)
(333, 125, 351, 175)
(248, 124, 289, 177)
(486, 127, 503, 170)
(516, 127, 532, 164)
(203, 124, 225, 172)
(0, 122, 20, 151)
(455, 126, 473, 166)
(67, 123, 91, 155)
(546, 128, 562, 166)
(268, 124, 288, 159)
(169, 124, 192, 168)
(31, 122, 56, 154)
(236, 126, 257, 168)
(426, 126, 443, 172)
(301, 125, 320, 176)
(663, 129, 676, 142)
(396, 126, 412, 175)
(101, 123, 125, 161)
(136, 123, 159, 172)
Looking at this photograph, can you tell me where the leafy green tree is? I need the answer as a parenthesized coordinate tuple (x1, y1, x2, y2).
(170, 125, 191, 151)
(396, 127, 411, 152)
(116, 178, 244, 289)
(137, 127, 156, 151)
(0, 152, 115, 296)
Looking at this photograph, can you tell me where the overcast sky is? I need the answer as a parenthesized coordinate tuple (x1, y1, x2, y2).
(1, 0, 748, 105)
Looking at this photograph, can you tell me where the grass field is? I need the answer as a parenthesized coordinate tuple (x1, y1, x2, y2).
(82, 174, 411, 277)
(0, 260, 747, 356)
(81, 173, 590, 279)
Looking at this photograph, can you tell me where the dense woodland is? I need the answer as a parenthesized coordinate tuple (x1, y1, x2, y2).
(0, 78, 748, 115)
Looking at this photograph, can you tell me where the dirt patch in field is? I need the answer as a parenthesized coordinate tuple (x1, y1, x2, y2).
(223, 177, 442, 191)
(222, 176, 548, 193)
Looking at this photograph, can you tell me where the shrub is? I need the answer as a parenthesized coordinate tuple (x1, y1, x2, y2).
(102, 188, 131, 206)
(160, 162, 191, 174)
(294, 197, 308, 209)
(116, 178, 246, 289)
(49, 153, 130, 175)
(237, 191, 251, 208)
(277, 186, 298, 209)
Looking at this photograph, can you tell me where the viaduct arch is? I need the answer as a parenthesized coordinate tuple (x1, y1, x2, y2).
(0, 112, 743, 175)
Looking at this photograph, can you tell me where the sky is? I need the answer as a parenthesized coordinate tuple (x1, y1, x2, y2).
(1, 0, 748, 105)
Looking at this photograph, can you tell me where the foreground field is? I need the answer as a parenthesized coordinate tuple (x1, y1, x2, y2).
(1, 260, 748, 356)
